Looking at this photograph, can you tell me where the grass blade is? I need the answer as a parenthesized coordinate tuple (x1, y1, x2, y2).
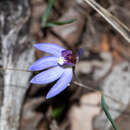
(101, 94, 118, 130)
(45, 19, 76, 28)
(42, 0, 54, 27)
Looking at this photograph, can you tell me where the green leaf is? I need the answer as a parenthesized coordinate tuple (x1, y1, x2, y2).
(42, 0, 54, 27)
(101, 94, 118, 130)
(51, 105, 65, 120)
(45, 19, 76, 28)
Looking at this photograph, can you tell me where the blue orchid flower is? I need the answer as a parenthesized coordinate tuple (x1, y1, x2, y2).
(29, 43, 80, 99)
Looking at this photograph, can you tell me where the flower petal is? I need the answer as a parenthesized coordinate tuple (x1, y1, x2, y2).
(46, 68, 73, 99)
(30, 66, 64, 84)
(29, 56, 58, 71)
(34, 43, 65, 57)
(78, 48, 82, 58)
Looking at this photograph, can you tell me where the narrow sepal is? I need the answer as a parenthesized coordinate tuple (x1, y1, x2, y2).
(34, 43, 65, 57)
(30, 66, 64, 84)
(29, 56, 58, 71)
(46, 68, 73, 99)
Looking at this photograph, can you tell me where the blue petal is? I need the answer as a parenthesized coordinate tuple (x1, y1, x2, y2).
(29, 56, 58, 71)
(78, 48, 82, 58)
(30, 66, 64, 84)
(34, 43, 65, 57)
(46, 68, 73, 99)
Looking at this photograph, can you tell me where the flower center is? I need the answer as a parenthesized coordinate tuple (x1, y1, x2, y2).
(57, 50, 77, 66)
(57, 57, 65, 65)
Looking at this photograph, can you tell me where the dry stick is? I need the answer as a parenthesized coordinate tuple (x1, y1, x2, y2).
(83, 0, 130, 43)
(0, 66, 126, 106)
(73, 64, 125, 106)
(73, 81, 125, 106)
(0, 67, 31, 72)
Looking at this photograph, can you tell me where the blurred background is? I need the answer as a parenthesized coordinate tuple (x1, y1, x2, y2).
(0, 0, 130, 130)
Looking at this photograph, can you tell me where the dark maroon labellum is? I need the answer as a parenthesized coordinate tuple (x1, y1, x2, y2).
(61, 50, 77, 66)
